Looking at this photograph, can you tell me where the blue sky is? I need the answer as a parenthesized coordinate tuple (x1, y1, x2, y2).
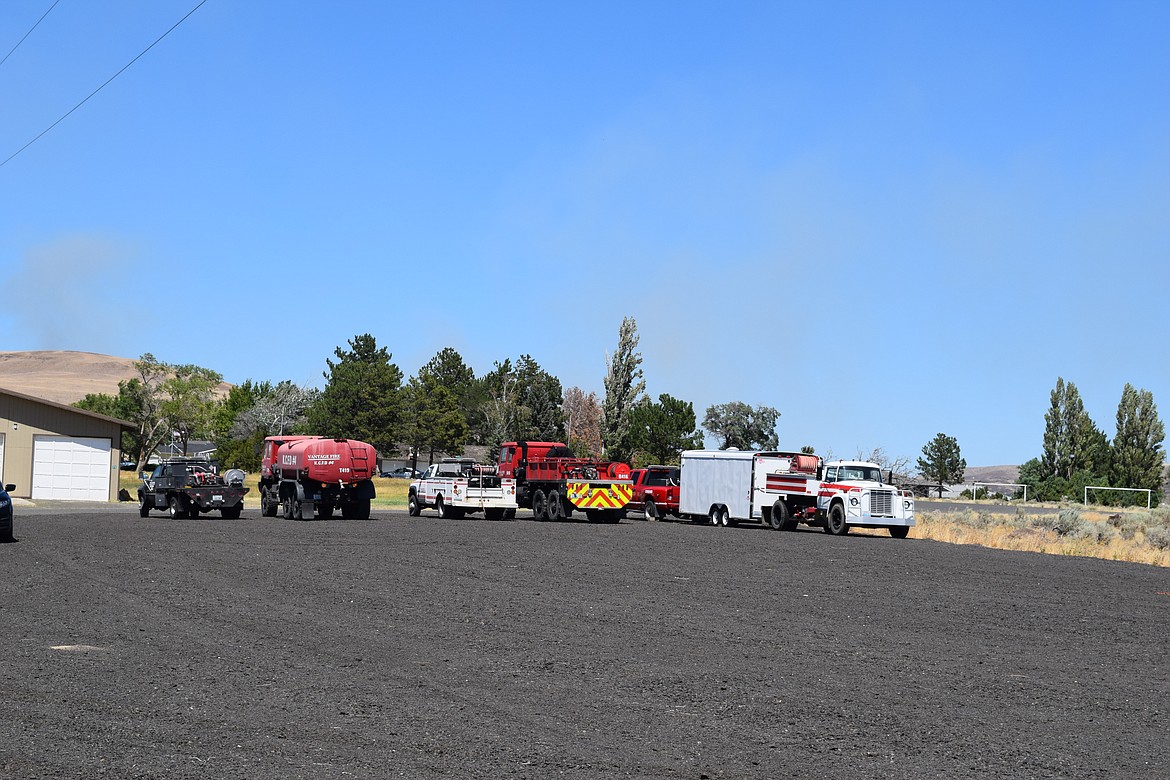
(1, 1, 1168, 467)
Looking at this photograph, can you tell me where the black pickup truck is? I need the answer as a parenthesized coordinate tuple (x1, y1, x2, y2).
(138, 459, 248, 519)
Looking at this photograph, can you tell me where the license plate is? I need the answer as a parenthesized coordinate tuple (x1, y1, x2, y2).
(212, 495, 224, 502)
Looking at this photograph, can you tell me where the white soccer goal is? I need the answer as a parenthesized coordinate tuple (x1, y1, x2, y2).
(970, 482, 1029, 502)
(1084, 485, 1152, 509)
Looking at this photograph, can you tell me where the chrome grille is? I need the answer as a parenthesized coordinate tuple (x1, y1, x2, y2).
(869, 490, 894, 517)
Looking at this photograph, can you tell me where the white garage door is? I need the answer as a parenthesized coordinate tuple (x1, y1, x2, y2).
(32, 436, 112, 501)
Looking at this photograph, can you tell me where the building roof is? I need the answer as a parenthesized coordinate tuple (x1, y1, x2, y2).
(0, 385, 135, 429)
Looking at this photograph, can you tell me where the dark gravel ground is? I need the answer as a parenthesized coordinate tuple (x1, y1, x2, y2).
(1, 507, 1167, 779)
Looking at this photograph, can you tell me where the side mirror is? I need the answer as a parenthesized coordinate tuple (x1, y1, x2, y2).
(4, 484, 14, 492)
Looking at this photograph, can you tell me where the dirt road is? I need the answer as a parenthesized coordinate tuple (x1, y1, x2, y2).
(1, 508, 1166, 779)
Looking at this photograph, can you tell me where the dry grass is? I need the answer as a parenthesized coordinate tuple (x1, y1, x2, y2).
(906, 506, 1170, 567)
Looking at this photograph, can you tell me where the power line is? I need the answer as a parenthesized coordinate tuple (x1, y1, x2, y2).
(0, 0, 61, 70)
(0, 0, 209, 170)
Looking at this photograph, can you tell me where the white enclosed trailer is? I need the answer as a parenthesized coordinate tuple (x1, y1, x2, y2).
(680, 449, 915, 537)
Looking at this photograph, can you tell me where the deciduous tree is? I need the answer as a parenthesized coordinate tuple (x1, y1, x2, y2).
(627, 394, 703, 466)
(701, 401, 779, 450)
(601, 317, 646, 462)
(1111, 383, 1164, 506)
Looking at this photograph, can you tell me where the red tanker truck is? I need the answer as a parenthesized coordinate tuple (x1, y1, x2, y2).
(259, 436, 377, 520)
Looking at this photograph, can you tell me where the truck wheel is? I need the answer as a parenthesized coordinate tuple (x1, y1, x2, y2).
(436, 495, 448, 518)
(317, 502, 334, 519)
(168, 495, 188, 519)
(531, 490, 547, 521)
(407, 493, 421, 516)
(292, 500, 304, 520)
(484, 508, 504, 521)
(503, 508, 516, 520)
(825, 503, 849, 535)
(889, 525, 910, 539)
(547, 490, 563, 521)
(769, 501, 791, 531)
(221, 504, 242, 519)
(282, 498, 293, 520)
(644, 499, 658, 520)
(352, 498, 371, 520)
(138, 494, 150, 518)
(261, 491, 278, 517)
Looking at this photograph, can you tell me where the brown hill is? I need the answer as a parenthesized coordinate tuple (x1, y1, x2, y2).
(0, 350, 231, 406)
(963, 465, 1021, 485)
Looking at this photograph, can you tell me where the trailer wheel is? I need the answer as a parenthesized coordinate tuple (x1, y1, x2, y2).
(709, 506, 721, 526)
(407, 493, 421, 517)
(138, 493, 150, 518)
(825, 503, 849, 535)
(532, 490, 547, 520)
(168, 495, 188, 519)
(719, 506, 732, 527)
(547, 490, 563, 521)
(889, 525, 910, 539)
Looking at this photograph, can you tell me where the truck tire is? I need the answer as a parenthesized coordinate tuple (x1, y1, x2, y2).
(889, 525, 910, 539)
(547, 490, 563, 521)
(436, 494, 449, 518)
(531, 490, 547, 521)
(168, 495, 188, 519)
(825, 503, 849, 535)
(282, 497, 293, 520)
(261, 490, 278, 517)
(221, 504, 242, 519)
(503, 508, 516, 520)
(407, 493, 421, 517)
(138, 494, 150, 518)
(316, 502, 334, 519)
(644, 499, 658, 520)
(770, 501, 796, 531)
(292, 499, 305, 520)
(484, 508, 504, 521)
(351, 498, 371, 520)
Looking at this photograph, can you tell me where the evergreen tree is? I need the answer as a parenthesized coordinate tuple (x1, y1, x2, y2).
(402, 373, 469, 468)
(515, 354, 564, 441)
(601, 317, 646, 462)
(627, 394, 704, 466)
(917, 433, 966, 498)
(1111, 383, 1165, 506)
(305, 334, 403, 455)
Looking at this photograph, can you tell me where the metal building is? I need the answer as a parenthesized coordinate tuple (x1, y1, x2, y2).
(0, 387, 132, 501)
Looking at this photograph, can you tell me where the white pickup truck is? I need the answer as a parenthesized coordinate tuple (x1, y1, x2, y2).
(407, 458, 518, 520)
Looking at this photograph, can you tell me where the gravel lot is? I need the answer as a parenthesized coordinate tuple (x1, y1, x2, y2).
(1, 507, 1167, 779)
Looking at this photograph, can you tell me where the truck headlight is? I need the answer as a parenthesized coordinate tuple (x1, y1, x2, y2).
(904, 500, 912, 510)
(849, 497, 859, 507)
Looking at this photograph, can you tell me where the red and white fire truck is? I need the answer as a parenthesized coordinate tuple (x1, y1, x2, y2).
(679, 449, 915, 538)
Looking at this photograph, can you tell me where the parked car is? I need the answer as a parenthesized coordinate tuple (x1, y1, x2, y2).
(1, 483, 16, 542)
(119, 459, 138, 470)
(381, 467, 421, 479)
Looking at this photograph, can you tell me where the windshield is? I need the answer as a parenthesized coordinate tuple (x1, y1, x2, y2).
(838, 466, 883, 482)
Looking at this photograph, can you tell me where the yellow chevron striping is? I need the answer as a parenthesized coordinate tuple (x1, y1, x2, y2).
(566, 482, 633, 509)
